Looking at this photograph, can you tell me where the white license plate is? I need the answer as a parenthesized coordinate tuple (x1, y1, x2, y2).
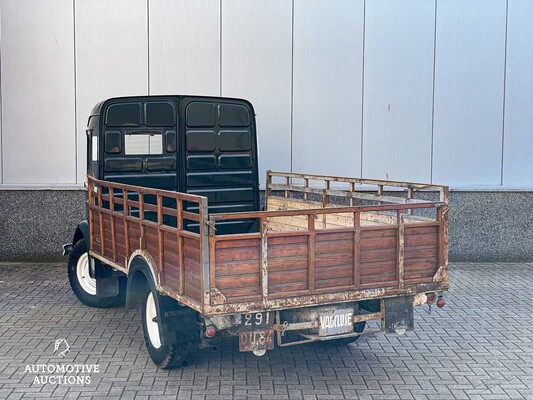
(318, 308, 354, 337)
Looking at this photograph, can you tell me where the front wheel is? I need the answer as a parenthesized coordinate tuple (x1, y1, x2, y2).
(67, 239, 120, 308)
(141, 288, 192, 369)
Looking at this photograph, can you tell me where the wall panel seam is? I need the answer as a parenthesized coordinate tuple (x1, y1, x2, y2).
(73, 0, 78, 184)
(360, 0, 366, 179)
(290, 0, 294, 173)
(430, 0, 438, 184)
(219, 0, 223, 96)
(500, 0, 509, 186)
(147, 0, 150, 95)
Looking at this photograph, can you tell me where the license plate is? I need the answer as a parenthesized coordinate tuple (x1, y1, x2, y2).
(318, 308, 354, 337)
(239, 312, 274, 352)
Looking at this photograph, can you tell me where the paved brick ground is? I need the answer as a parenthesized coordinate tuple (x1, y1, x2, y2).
(0, 263, 532, 400)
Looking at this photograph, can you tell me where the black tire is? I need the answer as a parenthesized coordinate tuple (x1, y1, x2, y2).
(140, 287, 192, 369)
(67, 239, 121, 308)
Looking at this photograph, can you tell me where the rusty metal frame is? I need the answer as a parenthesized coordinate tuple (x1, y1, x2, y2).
(274, 299, 386, 347)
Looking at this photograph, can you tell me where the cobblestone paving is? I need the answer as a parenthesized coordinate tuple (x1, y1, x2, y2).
(0, 263, 532, 399)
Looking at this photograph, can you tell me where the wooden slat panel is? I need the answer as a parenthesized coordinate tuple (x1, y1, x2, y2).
(360, 236, 397, 250)
(216, 287, 261, 299)
(215, 260, 260, 276)
(183, 258, 201, 275)
(163, 249, 179, 265)
(216, 274, 260, 290)
(405, 232, 438, 247)
(404, 257, 438, 272)
(360, 248, 397, 263)
(405, 245, 438, 259)
(405, 225, 439, 235)
(315, 239, 353, 254)
(315, 253, 353, 268)
(268, 242, 307, 258)
(269, 235, 308, 245)
(269, 281, 309, 293)
(268, 256, 308, 271)
(215, 246, 260, 262)
(269, 269, 307, 285)
(216, 237, 260, 249)
(184, 283, 201, 302)
(360, 272, 397, 285)
(316, 276, 353, 289)
(316, 231, 353, 242)
(183, 270, 201, 289)
(164, 262, 181, 279)
(360, 260, 397, 276)
(315, 265, 352, 280)
(361, 227, 397, 239)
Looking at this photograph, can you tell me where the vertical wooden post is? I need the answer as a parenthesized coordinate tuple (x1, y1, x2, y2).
(304, 178, 309, 201)
(98, 185, 105, 256)
(109, 189, 117, 262)
(397, 210, 405, 289)
(139, 193, 145, 250)
(407, 187, 414, 215)
(353, 210, 360, 288)
(88, 179, 94, 251)
(199, 197, 211, 309)
(208, 218, 217, 304)
(438, 186, 449, 270)
(285, 176, 290, 198)
(307, 214, 316, 292)
(260, 218, 269, 307)
(123, 189, 130, 267)
(266, 171, 272, 210)
(176, 199, 184, 295)
(157, 195, 164, 283)
(350, 182, 356, 206)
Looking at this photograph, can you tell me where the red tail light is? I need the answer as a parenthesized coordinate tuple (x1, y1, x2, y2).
(426, 292, 437, 304)
(206, 325, 216, 338)
(436, 298, 445, 308)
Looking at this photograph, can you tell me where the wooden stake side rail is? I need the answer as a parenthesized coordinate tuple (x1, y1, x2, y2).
(86, 172, 449, 317)
(208, 171, 449, 313)
(87, 176, 208, 311)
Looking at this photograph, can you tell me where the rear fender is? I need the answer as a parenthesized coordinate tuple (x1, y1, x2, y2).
(63, 220, 90, 255)
(126, 254, 199, 345)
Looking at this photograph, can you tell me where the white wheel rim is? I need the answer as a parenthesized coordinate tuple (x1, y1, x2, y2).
(76, 253, 97, 295)
(146, 292, 161, 349)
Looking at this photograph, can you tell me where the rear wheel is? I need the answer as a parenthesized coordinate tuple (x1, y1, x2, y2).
(141, 287, 192, 369)
(67, 239, 120, 308)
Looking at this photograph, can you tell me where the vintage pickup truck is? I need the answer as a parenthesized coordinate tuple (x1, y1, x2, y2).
(64, 95, 448, 369)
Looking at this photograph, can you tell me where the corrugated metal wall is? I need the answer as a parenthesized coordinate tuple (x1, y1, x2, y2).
(0, 0, 531, 188)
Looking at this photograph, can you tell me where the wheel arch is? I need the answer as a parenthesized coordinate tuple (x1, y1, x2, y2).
(125, 252, 159, 310)
(72, 220, 90, 247)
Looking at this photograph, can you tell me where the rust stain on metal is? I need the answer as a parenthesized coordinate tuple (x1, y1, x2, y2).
(397, 212, 405, 289)
(433, 265, 448, 282)
(413, 293, 427, 306)
(210, 288, 227, 305)
(260, 220, 269, 308)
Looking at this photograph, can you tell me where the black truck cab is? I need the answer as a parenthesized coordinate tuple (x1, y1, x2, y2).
(86, 95, 260, 234)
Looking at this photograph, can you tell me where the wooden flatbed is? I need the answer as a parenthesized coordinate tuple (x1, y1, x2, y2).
(87, 171, 449, 317)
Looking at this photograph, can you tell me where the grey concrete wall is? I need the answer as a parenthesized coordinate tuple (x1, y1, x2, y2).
(0, 190, 532, 262)
(0, 191, 86, 262)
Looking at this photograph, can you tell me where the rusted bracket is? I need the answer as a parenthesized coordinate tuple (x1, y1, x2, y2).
(210, 288, 226, 305)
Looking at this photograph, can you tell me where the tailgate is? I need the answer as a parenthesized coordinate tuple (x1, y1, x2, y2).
(204, 171, 449, 316)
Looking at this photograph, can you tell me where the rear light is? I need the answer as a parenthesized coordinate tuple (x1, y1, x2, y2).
(436, 297, 445, 308)
(426, 292, 437, 304)
(205, 325, 216, 338)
